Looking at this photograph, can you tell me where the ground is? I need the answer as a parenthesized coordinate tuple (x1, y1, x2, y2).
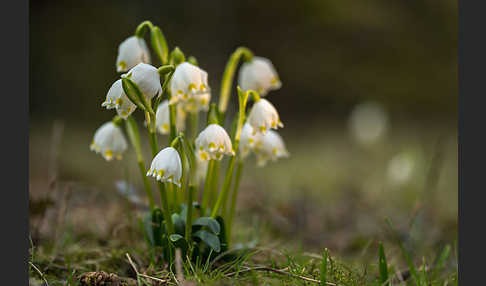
(29, 118, 457, 285)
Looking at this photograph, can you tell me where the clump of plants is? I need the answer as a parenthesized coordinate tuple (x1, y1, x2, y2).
(89, 20, 289, 266)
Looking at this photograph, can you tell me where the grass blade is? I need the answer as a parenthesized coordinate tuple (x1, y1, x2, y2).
(385, 218, 421, 286)
(431, 244, 451, 281)
(320, 248, 328, 286)
(378, 242, 389, 286)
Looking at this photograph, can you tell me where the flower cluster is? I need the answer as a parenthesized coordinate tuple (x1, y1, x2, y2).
(88, 20, 291, 262)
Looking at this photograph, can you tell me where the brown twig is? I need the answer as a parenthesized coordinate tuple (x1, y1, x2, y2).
(225, 265, 338, 285)
(29, 262, 50, 286)
(126, 253, 168, 284)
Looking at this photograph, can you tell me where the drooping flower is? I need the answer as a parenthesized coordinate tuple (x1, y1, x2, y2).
(116, 36, 151, 73)
(101, 79, 137, 119)
(146, 147, 182, 187)
(238, 56, 281, 96)
(254, 130, 289, 167)
(247, 98, 283, 134)
(122, 63, 162, 101)
(155, 100, 186, 134)
(90, 122, 128, 161)
(195, 124, 234, 161)
(239, 122, 262, 159)
(169, 62, 211, 111)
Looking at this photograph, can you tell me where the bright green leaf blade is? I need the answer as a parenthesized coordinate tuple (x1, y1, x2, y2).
(432, 244, 451, 281)
(320, 248, 328, 286)
(385, 218, 421, 286)
(194, 230, 221, 252)
(193, 217, 221, 235)
(378, 242, 389, 286)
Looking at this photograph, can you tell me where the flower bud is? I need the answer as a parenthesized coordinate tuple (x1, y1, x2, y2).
(116, 36, 151, 73)
(155, 100, 186, 134)
(122, 63, 162, 101)
(146, 147, 183, 187)
(90, 122, 128, 161)
(102, 79, 137, 119)
(170, 62, 211, 112)
(239, 122, 262, 159)
(195, 124, 234, 161)
(238, 57, 281, 96)
(247, 98, 283, 134)
(255, 130, 289, 167)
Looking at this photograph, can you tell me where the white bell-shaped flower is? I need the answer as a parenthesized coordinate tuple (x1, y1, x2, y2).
(155, 100, 186, 134)
(255, 130, 289, 167)
(116, 36, 151, 72)
(238, 57, 281, 96)
(122, 63, 162, 101)
(170, 62, 211, 111)
(195, 124, 234, 161)
(146, 147, 182, 187)
(239, 122, 263, 159)
(101, 79, 137, 119)
(90, 122, 128, 161)
(247, 98, 283, 134)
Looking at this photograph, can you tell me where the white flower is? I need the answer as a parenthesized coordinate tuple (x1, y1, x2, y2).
(155, 100, 186, 134)
(90, 122, 128, 161)
(101, 79, 137, 119)
(238, 56, 281, 96)
(239, 123, 262, 159)
(170, 62, 211, 111)
(116, 36, 151, 72)
(195, 124, 234, 161)
(247, 98, 283, 134)
(122, 63, 162, 101)
(255, 130, 289, 167)
(146, 147, 182, 187)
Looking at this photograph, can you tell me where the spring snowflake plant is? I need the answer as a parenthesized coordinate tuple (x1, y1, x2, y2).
(89, 20, 289, 266)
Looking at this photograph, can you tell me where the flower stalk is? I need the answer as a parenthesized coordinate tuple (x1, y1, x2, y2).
(125, 116, 155, 210)
(227, 159, 244, 243)
(218, 47, 253, 120)
(211, 88, 258, 218)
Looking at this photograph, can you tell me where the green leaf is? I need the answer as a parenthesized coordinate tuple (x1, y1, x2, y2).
(385, 218, 421, 286)
(378, 242, 389, 286)
(193, 217, 220, 235)
(431, 244, 451, 281)
(193, 230, 221, 252)
(320, 248, 328, 286)
(150, 26, 168, 64)
(216, 216, 228, 253)
(151, 208, 164, 247)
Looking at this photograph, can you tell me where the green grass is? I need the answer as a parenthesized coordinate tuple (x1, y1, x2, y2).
(29, 120, 457, 285)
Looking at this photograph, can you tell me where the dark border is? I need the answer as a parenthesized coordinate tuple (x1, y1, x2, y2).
(459, 0, 485, 285)
(1, 0, 29, 283)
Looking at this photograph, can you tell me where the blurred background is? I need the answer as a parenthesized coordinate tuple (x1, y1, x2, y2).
(29, 0, 457, 261)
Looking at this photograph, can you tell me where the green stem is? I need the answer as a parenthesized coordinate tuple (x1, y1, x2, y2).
(201, 160, 215, 214)
(211, 154, 237, 218)
(209, 161, 221, 206)
(169, 96, 177, 143)
(227, 160, 244, 244)
(211, 88, 255, 218)
(218, 47, 253, 120)
(185, 185, 195, 242)
(158, 182, 174, 235)
(135, 21, 154, 38)
(125, 117, 155, 211)
(189, 112, 199, 142)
